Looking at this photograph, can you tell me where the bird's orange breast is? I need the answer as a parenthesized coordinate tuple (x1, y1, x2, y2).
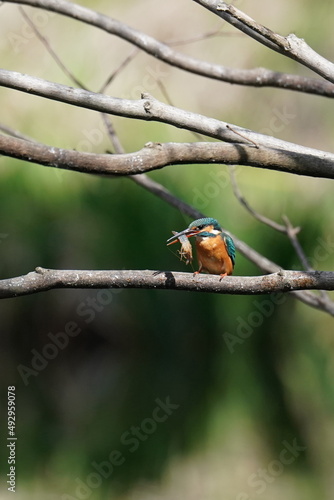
(196, 235, 234, 275)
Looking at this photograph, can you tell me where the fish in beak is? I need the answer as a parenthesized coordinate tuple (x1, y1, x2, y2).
(166, 227, 200, 246)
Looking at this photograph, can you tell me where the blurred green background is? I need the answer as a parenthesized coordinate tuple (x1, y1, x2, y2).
(0, 0, 334, 499)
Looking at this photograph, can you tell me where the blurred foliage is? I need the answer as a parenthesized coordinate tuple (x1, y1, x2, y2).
(0, 1, 334, 499)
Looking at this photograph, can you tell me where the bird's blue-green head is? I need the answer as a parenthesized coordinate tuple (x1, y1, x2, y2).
(167, 217, 222, 244)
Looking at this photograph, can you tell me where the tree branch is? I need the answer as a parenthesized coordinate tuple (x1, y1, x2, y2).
(229, 168, 334, 313)
(4, 0, 334, 97)
(1, 70, 334, 178)
(1, 137, 332, 315)
(1, 132, 334, 180)
(194, 0, 334, 84)
(0, 267, 333, 306)
(229, 166, 291, 233)
(1, 2, 333, 318)
(1, 129, 333, 313)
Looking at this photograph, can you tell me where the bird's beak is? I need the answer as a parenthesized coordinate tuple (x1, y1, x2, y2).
(166, 228, 199, 245)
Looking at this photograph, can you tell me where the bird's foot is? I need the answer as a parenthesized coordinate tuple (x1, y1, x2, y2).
(219, 273, 227, 281)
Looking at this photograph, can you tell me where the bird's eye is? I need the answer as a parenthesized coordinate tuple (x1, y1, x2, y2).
(196, 224, 205, 230)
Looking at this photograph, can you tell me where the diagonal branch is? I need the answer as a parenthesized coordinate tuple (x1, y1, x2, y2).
(230, 166, 296, 233)
(3, 0, 334, 97)
(18, 6, 88, 90)
(194, 0, 334, 84)
(0, 268, 333, 307)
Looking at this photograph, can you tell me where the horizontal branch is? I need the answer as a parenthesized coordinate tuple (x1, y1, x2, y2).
(0, 268, 333, 307)
(1, 134, 334, 179)
(1, 70, 334, 178)
(4, 0, 334, 97)
(195, 0, 334, 84)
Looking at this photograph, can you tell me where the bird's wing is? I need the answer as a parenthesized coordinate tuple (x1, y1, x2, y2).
(222, 233, 236, 266)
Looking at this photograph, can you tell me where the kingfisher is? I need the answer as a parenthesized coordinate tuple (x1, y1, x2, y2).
(167, 217, 235, 278)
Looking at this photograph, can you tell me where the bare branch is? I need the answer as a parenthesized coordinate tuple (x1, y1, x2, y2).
(1, 70, 334, 178)
(1, 1, 333, 319)
(0, 267, 333, 306)
(166, 27, 226, 46)
(1, 132, 334, 180)
(195, 0, 334, 84)
(0, 128, 331, 313)
(4, 0, 334, 97)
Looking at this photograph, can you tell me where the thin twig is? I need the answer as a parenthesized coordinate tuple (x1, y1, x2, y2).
(226, 125, 259, 148)
(0, 123, 36, 142)
(281, 214, 334, 308)
(98, 48, 139, 94)
(156, 79, 173, 107)
(230, 166, 291, 233)
(166, 27, 240, 46)
(281, 215, 310, 270)
(101, 114, 124, 155)
(19, 6, 88, 89)
(230, 168, 334, 312)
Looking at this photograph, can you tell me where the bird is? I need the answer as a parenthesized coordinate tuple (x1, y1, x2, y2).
(167, 217, 235, 278)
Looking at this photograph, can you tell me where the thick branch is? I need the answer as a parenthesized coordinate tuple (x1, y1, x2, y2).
(0, 268, 333, 306)
(1, 70, 334, 178)
(194, 0, 334, 84)
(1, 134, 334, 179)
(3, 0, 334, 97)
